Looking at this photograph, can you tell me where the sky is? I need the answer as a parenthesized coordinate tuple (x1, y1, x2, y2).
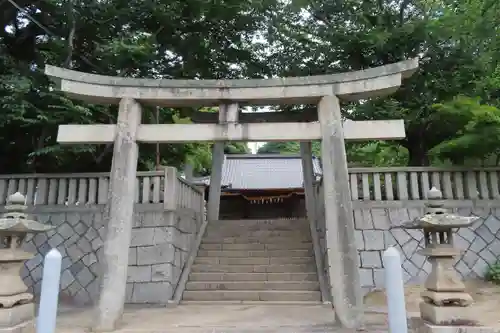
(248, 142, 263, 154)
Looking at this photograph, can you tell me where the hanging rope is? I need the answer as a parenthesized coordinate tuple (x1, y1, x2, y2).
(241, 192, 302, 204)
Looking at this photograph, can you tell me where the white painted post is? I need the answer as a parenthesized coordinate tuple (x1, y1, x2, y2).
(383, 247, 408, 333)
(36, 248, 62, 333)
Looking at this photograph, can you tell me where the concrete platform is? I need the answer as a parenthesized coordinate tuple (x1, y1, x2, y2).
(418, 322, 500, 333)
(55, 305, 397, 333)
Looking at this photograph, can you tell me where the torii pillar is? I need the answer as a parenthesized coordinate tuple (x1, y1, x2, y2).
(318, 95, 362, 326)
(97, 98, 141, 331)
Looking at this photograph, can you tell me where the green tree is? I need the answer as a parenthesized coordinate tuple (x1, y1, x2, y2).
(0, 0, 278, 173)
(430, 96, 500, 166)
(265, 0, 500, 166)
(257, 141, 321, 155)
(225, 143, 250, 154)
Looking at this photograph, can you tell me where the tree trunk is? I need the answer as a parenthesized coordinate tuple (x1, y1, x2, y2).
(404, 133, 430, 166)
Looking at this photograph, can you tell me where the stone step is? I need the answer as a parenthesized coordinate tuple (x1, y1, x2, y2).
(194, 257, 314, 265)
(204, 230, 310, 237)
(199, 242, 313, 250)
(201, 237, 311, 244)
(182, 290, 322, 302)
(197, 249, 313, 257)
(191, 264, 316, 273)
(180, 300, 322, 305)
(207, 223, 310, 231)
(213, 219, 308, 225)
(185, 281, 320, 291)
(206, 227, 311, 233)
(188, 272, 319, 282)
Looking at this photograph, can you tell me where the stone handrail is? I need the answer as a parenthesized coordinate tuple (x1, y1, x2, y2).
(0, 170, 203, 209)
(349, 167, 500, 200)
(175, 176, 204, 213)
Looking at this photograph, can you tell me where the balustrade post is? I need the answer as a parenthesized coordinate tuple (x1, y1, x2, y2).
(163, 167, 178, 210)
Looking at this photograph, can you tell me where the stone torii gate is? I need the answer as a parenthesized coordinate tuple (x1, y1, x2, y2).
(44, 59, 418, 331)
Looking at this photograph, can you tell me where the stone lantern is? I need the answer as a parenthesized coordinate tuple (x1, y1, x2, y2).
(399, 187, 479, 325)
(0, 192, 54, 333)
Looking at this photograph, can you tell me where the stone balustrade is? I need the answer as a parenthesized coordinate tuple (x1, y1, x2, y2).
(1, 166, 498, 206)
(0, 169, 203, 207)
(348, 166, 500, 201)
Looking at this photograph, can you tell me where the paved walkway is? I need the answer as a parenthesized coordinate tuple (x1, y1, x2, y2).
(56, 304, 401, 333)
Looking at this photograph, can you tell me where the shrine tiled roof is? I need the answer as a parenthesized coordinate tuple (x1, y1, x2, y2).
(193, 154, 322, 190)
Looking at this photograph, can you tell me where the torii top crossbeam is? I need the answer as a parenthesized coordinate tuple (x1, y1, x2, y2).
(44, 58, 418, 144)
(45, 58, 418, 106)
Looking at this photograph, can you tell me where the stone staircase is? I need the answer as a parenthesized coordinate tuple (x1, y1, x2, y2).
(182, 218, 321, 303)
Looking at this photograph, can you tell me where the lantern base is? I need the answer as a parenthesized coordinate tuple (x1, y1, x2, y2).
(0, 303, 34, 333)
(420, 302, 478, 326)
(421, 290, 473, 307)
(0, 320, 34, 333)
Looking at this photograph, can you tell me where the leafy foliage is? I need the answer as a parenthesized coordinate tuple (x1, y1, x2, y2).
(485, 261, 500, 284)
(347, 142, 409, 167)
(0, 0, 275, 174)
(265, 0, 500, 166)
(430, 97, 500, 165)
(1, 0, 500, 174)
(257, 141, 321, 155)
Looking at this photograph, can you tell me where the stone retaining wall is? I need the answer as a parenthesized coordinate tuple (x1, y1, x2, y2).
(19, 204, 202, 305)
(354, 203, 500, 294)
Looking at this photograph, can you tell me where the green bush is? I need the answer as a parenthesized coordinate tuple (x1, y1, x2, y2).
(485, 262, 500, 284)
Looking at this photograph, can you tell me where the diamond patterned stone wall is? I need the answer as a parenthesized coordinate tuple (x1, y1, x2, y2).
(19, 205, 202, 305)
(21, 209, 105, 305)
(354, 205, 500, 295)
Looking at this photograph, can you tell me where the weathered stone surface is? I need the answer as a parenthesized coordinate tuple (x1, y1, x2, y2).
(130, 228, 155, 247)
(137, 244, 175, 265)
(0, 303, 34, 328)
(370, 209, 390, 230)
(359, 268, 373, 287)
(130, 282, 174, 303)
(353, 209, 373, 229)
(483, 214, 500, 234)
(151, 263, 175, 282)
(391, 229, 412, 246)
(420, 302, 479, 326)
(388, 209, 409, 226)
(373, 269, 384, 288)
(127, 266, 152, 283)
(363, 230, 385, 251)
(354, 230, 364, 250)
(45, 58, 419, 106)
(360, 251, 382, 268)
(128, 248, 137, 265)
